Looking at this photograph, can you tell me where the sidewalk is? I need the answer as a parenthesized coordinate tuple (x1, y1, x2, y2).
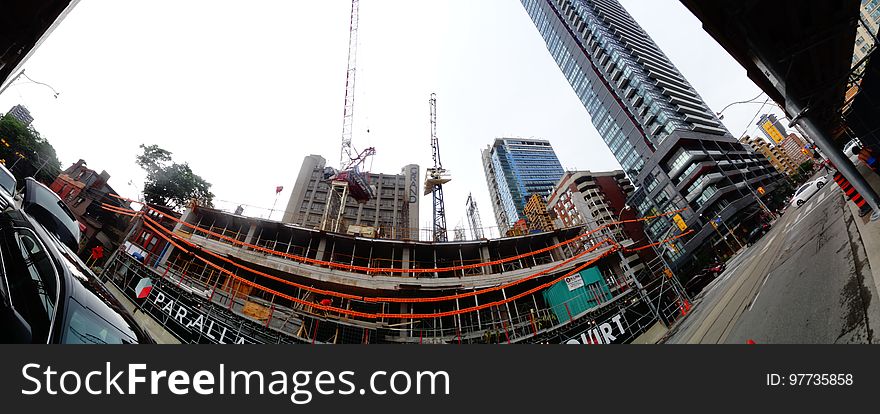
(845, 164, 880, 298)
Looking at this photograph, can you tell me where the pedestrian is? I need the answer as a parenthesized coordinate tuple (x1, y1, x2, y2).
(851, 145, 878, 173)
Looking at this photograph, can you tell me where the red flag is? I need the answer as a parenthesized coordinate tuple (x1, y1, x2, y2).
(275, 186, 283, 194)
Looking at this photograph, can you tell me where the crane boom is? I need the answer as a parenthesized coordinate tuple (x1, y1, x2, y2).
(340, 0, 360, 170)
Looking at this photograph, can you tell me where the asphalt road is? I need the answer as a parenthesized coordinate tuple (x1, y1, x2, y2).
(664, 178, 880, 344)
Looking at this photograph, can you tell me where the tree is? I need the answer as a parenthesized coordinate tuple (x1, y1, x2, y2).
(136, 144, 214, 211)
(0, 114, 61, 184)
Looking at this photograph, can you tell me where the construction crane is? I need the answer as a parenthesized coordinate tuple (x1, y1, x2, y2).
(321, 0, 376, 233)
(424, 93, 450, 242)
(466, 193, 484, 239)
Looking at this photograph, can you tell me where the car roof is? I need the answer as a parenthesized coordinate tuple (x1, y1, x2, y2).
(21, 177, 81, 251)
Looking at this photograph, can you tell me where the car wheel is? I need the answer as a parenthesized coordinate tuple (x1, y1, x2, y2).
(797, 199, 805, 207)
(817, 182, 825, 189)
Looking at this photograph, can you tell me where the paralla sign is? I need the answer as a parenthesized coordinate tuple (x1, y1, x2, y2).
(564, 313, 626, 345)
(148, 289, 249, 344)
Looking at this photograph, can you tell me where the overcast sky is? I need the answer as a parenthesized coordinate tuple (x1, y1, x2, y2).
(0, 0, 787, 239)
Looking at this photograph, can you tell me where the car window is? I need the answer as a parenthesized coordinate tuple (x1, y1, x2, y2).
(2, 228, 59, 342)
(24, 180, 81, 247)
(795, 184, 809, 195)
(16, 232, 58, 317)
(0, 168, 14, 196)
(62, 298, 137, 344)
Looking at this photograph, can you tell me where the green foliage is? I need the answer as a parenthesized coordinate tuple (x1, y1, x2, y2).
(0, 114, 61, 184)
(136, 144, 214, 211)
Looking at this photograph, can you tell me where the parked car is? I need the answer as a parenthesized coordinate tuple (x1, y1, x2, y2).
(0, 164, 16, 210)
(746, 222, 772, 246)
(844, 138, 863, 164)
(684, 262, 726, 296)
(790, 176, 828, 208)
(16, 177, 82, 251)
(0, 209, 154, 343)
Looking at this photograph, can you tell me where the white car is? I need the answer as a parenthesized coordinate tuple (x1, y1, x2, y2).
(791, 176, 828, 208)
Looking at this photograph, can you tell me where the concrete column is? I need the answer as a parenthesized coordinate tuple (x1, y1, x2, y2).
(315, 238, 327, 262)
(243, 223, 257, 245)
(402, 247, 411, 277)
(480, 245, 491, 275)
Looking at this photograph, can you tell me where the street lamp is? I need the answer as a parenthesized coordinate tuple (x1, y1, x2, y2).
(0, 69, 60, 98)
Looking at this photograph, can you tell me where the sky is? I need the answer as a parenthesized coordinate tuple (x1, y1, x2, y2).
(0, 0, 788, 240)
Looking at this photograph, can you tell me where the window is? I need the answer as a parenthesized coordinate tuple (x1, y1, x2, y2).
(62, 298, 137, 344)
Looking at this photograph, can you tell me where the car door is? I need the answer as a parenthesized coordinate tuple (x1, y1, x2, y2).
(0, 218, 61, 343)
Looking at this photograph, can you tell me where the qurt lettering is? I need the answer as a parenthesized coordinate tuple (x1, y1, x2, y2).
(565, 314, 626, 345)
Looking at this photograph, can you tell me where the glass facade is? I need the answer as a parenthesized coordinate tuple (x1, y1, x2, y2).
(520, 0, 780, 266)
(483, 138, 564, 231)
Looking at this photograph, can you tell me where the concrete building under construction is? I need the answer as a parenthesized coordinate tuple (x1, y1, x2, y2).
(281, 154, 420, 240)
(101, 202, 690, 344)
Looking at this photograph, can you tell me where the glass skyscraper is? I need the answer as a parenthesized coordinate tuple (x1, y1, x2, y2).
(520, 0, 779, 266)
(482, 138, 564, 234)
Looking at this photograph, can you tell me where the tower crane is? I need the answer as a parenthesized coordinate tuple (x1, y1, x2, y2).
(424, 93, 450, 242)
(321, 0, 377, 233)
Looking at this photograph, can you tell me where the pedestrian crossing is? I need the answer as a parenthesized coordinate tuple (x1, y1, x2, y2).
(785, 186, 835, 233)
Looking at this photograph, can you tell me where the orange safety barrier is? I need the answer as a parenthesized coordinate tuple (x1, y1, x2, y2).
(145, 215, 617, 320)
(101, 197, 685, 274)
(132, 214, 684, 320)
(141, 211, 615, 304)
(102, 201, 695, 319)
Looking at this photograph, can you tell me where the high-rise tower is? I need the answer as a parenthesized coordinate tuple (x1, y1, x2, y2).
(481, 137, 564, 234)
(520, 0, 779, 267)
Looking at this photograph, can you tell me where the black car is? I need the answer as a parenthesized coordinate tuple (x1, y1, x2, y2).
(20, 177, 82, 252)
(746, 222, 772, 246)
(0, 209, 153, 343)
(684, 262, 725, 297)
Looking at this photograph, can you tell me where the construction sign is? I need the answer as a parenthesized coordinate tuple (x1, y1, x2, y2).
(672, 213, 687, 231)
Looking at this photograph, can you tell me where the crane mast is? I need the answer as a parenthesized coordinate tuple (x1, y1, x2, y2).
(424, 93, 450, 242)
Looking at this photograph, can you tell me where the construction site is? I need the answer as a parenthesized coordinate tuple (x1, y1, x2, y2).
(100, 200, 691, 344)
(87, 0, 695, 344)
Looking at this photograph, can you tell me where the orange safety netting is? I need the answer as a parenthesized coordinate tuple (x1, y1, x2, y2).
(140, 212, 616, 303)
(100, 198, 685, 274)
(116, 206, 694, 320)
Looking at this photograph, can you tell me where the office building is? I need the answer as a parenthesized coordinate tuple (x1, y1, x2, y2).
(481, 137, 564, 234)
(4, 104, 33, 126)
(520, 0, 780, 267)
(779, 133, 812, 166)
(740, 136, 798, 176)
(853, 0, 880, 66)
(281, 154, 420, 240)
(547, 170, 653, 263)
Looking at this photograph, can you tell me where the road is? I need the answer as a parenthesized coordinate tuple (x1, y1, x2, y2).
(664, 178, 880, 344)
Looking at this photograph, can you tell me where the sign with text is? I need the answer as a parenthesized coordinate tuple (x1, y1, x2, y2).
(564, 274, 585, 291)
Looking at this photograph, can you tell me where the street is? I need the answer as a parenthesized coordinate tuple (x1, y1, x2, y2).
(665, 178, 880, 343)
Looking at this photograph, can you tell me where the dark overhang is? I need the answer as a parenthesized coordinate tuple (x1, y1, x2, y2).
(680, 0, 860, 141)
(0, 0, 79, 89)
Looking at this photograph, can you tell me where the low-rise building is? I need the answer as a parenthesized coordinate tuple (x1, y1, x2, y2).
(49, 159, 131, 259)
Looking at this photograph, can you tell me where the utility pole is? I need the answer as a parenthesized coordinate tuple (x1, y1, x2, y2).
(424, 93, 450, 242)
